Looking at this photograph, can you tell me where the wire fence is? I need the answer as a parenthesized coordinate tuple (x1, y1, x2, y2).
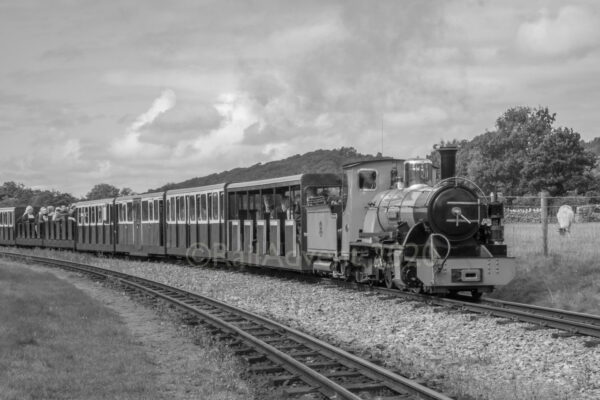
(503, 195, 600, 224)
(501, 192, 600, 257)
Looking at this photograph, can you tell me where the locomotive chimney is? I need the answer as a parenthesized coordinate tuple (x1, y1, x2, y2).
(436, 144, 458, 179)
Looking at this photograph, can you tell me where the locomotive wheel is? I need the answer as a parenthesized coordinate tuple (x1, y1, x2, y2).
(471, 290, 482, 300)
(384, 267, 394, 289)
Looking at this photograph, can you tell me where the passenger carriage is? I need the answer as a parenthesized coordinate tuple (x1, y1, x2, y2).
(165, 184, 227, 260)
(0, 207, 16, 246)
(226, 174, 342, 271)
(114, 193, 164, 256)
(136, 192, 166, 256)
(75, 198, 114, 253)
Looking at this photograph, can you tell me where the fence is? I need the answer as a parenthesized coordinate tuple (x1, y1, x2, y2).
(502, 192, 600, 257)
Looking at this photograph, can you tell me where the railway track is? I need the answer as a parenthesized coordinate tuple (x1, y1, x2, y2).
(1, 252, 451, 400)
(372, 287, 600, 339)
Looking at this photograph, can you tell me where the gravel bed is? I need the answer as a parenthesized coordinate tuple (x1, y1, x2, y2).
(10, 250, 600, 400)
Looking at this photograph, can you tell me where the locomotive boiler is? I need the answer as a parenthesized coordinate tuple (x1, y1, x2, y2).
(311, 145, 516, 298)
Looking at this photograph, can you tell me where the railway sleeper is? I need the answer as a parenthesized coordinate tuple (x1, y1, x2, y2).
(281, 385, 320, 397)
(233, 346, 256, 355)
(249, 364, 286, 374)
(242, 354, 268, 364)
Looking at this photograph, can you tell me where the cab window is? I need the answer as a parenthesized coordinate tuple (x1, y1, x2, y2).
(358, 170, 377, 190)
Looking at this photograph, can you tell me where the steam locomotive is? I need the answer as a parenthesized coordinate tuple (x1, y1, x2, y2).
(324, 145, 516, 298)
(0, 145, 515, 298)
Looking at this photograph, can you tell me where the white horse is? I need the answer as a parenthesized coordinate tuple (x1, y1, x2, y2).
(556, 205, 574, 236)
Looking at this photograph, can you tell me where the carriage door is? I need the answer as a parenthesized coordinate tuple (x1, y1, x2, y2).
(133, 198, 142, 251)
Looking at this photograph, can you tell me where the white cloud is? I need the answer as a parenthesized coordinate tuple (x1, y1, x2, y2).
(517, 6, 600, 57)
(111, 89, 176, 158)
(192, 92, 255, 156)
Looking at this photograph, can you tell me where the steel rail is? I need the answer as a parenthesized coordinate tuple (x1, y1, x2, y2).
(374, 286, 600, 338)
(0, 251, 452, 400)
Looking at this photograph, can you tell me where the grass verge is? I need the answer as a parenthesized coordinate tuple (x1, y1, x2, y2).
(0, 260, 161, 400)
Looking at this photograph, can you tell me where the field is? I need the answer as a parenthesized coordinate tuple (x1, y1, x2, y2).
(494, 222, 600, 314)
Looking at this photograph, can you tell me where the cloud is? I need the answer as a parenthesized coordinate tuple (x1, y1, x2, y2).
(516, 6, 600, 57)
(111, 89, 176, 158)
(384, 107, 448, 127)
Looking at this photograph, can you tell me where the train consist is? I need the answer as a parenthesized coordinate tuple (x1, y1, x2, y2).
(0, 145, 515, 298)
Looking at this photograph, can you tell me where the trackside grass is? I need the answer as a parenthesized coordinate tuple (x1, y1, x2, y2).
(0, 260, 259, 400)
(0, 260, 162, 399)
(493, 223, 600, 314)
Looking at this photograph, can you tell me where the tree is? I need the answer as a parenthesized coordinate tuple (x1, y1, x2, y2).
(456, 106, 595, 196)
(522, 127, 596, 195)
(86, 183, 120, 200)
(119, 187, 135, 196)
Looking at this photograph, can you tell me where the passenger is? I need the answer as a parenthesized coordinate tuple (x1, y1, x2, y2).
(68, 205, 77, 222)
(263, 196, 275, 219)
(54, 206, 67, 221)
(22, 206, 37, 236)
(280, 197, 292, 220)
(22, 205, 35, 221)
(47, 206, 55, 221)
(38, 207, 48, 223)
(293, 194, 301, 219)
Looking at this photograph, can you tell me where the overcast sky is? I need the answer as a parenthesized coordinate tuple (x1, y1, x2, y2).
(1, 0, 599, 197)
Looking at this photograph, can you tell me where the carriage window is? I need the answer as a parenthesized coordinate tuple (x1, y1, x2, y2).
(153, 200, 158, 221)
(178, 196, 186, 222)
(84, 207, 89, 225)
(106, 205, 110, 223)
(358, 170, 377, 190)
(211, 193, 219, 220)
(219, 192, 224, 221)
(188, 195, 196, 222)
(229, 193, 238, 219)
(200, 194, 208, 221)
(78, 208, 83, 225)
(93, 206, 99, 224)
(9, 212, 13, 226)
(148, 201, 154, 222)
(126, 202, 133, 222)
(171, 198, 174, 221)
(142, 200, 149, 221)
(1, 212, 4, 226)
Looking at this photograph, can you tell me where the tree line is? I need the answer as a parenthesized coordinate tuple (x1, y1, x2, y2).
(0, 182, 135, 207)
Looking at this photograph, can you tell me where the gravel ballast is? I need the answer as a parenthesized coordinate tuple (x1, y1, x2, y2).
(11, 250, 600, 400)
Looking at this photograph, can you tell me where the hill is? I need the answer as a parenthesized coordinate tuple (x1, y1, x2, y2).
(150, 147, 380, 191)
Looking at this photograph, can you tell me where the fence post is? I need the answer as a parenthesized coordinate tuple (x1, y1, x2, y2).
(541, 190, 548, 256)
